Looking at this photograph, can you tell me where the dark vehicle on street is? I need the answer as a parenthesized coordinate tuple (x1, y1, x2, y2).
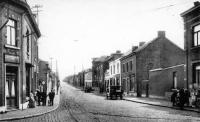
(106, 85, 123, 100)
(84, 82, 93, 92)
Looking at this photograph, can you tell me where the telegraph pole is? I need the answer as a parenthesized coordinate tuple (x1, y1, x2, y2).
(31, 4, 43, 26)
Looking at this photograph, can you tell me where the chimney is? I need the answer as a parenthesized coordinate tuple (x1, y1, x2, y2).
(194, 1, 200, 6)
(132, 46, 138, 51)
(158, 31, 165, 38)
(116, 50, 121, 54)
(139, 42, 145, 47)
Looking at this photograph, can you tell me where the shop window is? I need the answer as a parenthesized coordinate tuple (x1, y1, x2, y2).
(6, 19, 17, 46)
(193, 24, 200, 47)
(194, 65, 200, 85)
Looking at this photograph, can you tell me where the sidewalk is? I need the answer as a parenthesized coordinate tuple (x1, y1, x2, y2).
(123, 96, 200, 113)
(0, 93, 60, 121)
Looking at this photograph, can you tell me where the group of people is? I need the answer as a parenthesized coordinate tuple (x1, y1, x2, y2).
(28, 89, 55, 108)
(171, 88, 191, 109)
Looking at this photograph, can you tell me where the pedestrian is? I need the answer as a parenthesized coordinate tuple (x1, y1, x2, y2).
(28, 91, 35, 108)
(171, 89, 178, 106)
(185, 89, 190, 107)
(42, 92, 47, 106)
(48, 89, 55, 106)
(179, 88, 185, 109)
(36, 90, 41, 106)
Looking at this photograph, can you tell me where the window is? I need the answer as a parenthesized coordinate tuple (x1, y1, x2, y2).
(193, 24, 200, 46)
(130, 61, 133, 71)
(126, 62, 128, 72)
(122, 64, 125, 73)
(26, 29, 30, 52)
(110, 66, 112, 75)
(6, 19, 17, 46)
(117, 63, 119, 73)
(173, 72, 177, 89)
(113, 65, 115, 74)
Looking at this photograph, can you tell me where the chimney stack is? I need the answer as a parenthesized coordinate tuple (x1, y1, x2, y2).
(158, 31, 165, 38)
(116, 50, 121, 54)
(139, 42, 145, 47)
(194, 1, 200, 6)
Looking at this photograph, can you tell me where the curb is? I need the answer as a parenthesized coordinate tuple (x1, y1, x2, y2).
(123, 98, 200, 113)
(0, 97, 60, 121)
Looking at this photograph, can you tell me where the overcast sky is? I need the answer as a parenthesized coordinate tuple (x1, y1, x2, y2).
(27, 0, 196, 80)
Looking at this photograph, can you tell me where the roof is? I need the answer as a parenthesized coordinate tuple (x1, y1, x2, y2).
(181, 2, 200, 17)
(134, 39, 155, 53)
(1, 0, 41, 37)
(93, 56, 109, 62)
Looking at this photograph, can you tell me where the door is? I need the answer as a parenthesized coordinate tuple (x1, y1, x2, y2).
(6, 66, 18, 109)
(26, 66, 31, 97)
(173, 72, 177, 89)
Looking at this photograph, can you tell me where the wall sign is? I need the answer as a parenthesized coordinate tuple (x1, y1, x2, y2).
(4, 54, 20, 64)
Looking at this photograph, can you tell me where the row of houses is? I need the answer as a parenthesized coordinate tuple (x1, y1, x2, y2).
(67, 2, 200, 99)
(0, 0, 59, 113)
(93, 31, 185, 98)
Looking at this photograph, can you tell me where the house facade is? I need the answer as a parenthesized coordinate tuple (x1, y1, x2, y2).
(0, 0, 41, 112)
(181, 1, 200, 90)
(105, 56, 122, 89)
(120, 47, 137, 95)
(136, 31, 185, 97)
(92, 56, 109, 93)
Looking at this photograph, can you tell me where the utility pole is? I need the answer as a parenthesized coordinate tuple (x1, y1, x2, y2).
(50, 57, 53, 70)
(31, 4, 43, 26)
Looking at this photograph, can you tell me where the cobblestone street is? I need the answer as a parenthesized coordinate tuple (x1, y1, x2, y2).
(4, 82, 200, 122)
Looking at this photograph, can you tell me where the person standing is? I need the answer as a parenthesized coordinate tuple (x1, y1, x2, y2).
(42, 92, 47, 106)
(179, 88, 185, 109)
(171, 90, 178, 106)
(29, 91, 35, 108)
(48, 89, 55, 106)
(185, 89, 191, 107)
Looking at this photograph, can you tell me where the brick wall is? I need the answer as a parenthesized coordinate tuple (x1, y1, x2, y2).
(149, 65, 185, 96)
(136, 39, 161, 96)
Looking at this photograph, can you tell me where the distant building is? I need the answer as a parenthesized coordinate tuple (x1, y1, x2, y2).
(0, 0, 41, 112)
(38, 60, 50, 94)
(92, 56, 109, 93)
(181, 1, 200, 90)
(84, 69, 92, 89)
(105, 52, 122, 89)
(105, 51, 123, 90)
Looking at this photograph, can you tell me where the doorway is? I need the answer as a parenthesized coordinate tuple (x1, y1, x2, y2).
(26, 65, 31, 97)
(6, 66, 18, 109)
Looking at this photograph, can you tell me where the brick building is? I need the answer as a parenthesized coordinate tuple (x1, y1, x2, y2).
(0, 0, 41, 112)
(121, 31, 185, 97)
(120, 46, 138, 95)
(138, 31, 185, 97)
(92, 56, 109, 93)
(181, 1, 200, 90)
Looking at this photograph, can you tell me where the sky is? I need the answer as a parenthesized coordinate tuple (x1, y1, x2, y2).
(27, 0, 196, 80)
